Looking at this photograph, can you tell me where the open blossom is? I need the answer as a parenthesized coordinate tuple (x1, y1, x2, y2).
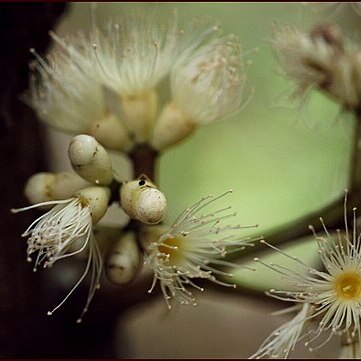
(12, 186, 110, 323)
(250, 304, 311, 359)
(271, 23, 361, 109)
(144, 190, 257, 309)
(150, 31, 247, 150)
(252, 193, 361, 358)
(171, 34, 246, 125)
(26, 9, 182, 145)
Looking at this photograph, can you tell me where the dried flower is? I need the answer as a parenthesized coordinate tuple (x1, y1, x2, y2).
(12, 186, 110, 322)
(271, 23, 361, 109)
(145, 190, 256, 309)
(252, 192, 361, 358)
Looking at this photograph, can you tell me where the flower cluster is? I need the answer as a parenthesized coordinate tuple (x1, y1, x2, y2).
(26, 8, 247, 151)
(14, 6, 361, 359)
(13, 7, 253, 323)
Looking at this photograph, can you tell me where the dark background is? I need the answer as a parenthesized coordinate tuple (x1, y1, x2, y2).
(0, 4, 124, 357)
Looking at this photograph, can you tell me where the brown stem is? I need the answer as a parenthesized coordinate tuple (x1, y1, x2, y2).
(350, 108, 361, 191)
(129, 144, 158, 182)
(224, 188, 361, 262)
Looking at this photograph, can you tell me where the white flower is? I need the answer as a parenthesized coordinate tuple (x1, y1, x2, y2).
(145, 190, 257, 309)
(150, 26, 248, 150)
(271, 24, 361, 109)
(253, 193, 361, 357)
(26, 8, 181, 146)
(27, 46, 109, 135)
(171, 34, 246, 124)
(250, 304, 311, 359)
(339, 339, 361, 359)
(12, 186, 110, 322)
(28, 8, 248, 149)
(81, 10, 180, 96)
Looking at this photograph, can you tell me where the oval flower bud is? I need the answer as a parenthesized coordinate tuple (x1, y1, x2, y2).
(105, 231, 142, 285)
(150, 102, 196, 150)
(121, 89, 158, 143)
(120, 177, 167, 225)
(24, 171, 90, 206)
(74, 186, 111, 224)
(68, 134, 113, 186)
(49, 171, 91, 200)
(87, 113, 133, 152)
(24, 172, 56, 205)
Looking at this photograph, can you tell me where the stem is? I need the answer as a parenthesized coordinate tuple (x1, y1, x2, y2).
(129, 144, 158, 182)
(350, 108, 361, 191)
(224, 188, 361, 262)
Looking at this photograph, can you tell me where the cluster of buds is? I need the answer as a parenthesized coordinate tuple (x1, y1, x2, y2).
(12, 7, 255, 323)
(12, 134, 168, 322)
(12, 134, 255, 320)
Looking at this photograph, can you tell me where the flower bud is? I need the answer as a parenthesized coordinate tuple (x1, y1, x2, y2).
(105, 231, 142, 285)
(69, 135, 113, 185)
(121, 89, 158, 143)
(24, 171, 90, 206)
(150, 102, 196, 150)
(50, 171, 91, 199)
(87, 113, 133, 152)
(24, 172, 56, 205)
(120, 176, 167, 225)
(74, 186, 111, 224)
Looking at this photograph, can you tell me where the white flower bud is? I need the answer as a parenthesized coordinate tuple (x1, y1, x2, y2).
(74, 186, 110, 224)
(49, 172, 91, 199)
(134, 187, 167, 224)
(120, 177, 167, 225)
(69, 135, 113, 186)
(24, 171, 90, 206)
(87, 113, 133, 152)
(120, 89, 158, 143)
(105, 231, 142, 285)
(24, 172, 56, 205)
(150, 102, 196, 150)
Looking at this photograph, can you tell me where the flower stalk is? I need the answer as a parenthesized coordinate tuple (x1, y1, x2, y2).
(350, 108, 361, 191)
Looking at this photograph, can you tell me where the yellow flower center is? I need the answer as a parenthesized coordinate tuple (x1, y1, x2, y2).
(78, 196, 89, 208)
(157, 235, 183, 265)
(334, 272, 361, 300)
